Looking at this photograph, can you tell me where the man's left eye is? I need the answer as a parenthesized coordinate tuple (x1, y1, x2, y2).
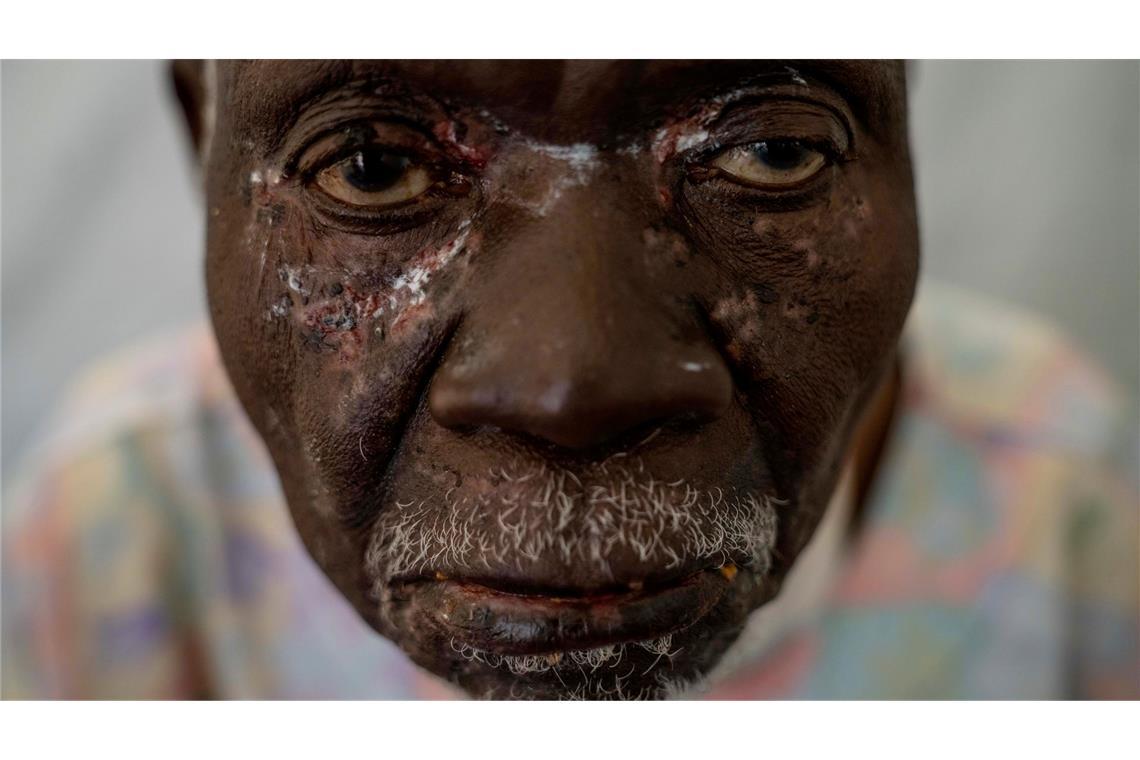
(709, 140, 827, 188)
(315, 146, 434, 208)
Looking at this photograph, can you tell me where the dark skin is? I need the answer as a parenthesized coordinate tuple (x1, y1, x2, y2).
(173, 60, 918, 699)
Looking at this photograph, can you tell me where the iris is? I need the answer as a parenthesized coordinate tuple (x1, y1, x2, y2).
(752, 140, 812, 172)
(341, 148, 411, 192)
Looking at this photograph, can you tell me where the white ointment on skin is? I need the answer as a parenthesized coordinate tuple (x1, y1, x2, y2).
(501, 141, 602, 217)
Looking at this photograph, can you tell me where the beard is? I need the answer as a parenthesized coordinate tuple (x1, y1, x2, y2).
(361, 455, 782, 699)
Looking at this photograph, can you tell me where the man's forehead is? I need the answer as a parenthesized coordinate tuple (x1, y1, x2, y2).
(221, 60, 906, 147)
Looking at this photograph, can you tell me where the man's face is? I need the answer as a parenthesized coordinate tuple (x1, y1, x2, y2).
(199, 60, 918, 699)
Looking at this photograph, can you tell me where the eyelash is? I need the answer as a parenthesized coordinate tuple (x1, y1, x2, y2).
(682, 95, 854, 161)
(676, 139, 839, 197)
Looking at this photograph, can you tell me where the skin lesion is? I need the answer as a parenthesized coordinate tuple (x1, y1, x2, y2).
(262, 220, 478, 360)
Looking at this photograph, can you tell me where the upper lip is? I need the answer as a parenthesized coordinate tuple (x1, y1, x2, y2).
(396, 564, 737, 656)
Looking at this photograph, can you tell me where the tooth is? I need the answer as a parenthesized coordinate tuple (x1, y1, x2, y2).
(546, 652, 563, 665)
(719, 563, 738, 581)
(628, 580, 644, 592)
(434, 571, 449, 581)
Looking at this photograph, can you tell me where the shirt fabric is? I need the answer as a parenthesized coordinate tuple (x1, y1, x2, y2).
(3, 282, 1137, 699)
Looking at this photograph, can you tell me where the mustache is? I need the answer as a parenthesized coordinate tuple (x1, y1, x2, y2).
(365, 458, 782, 587)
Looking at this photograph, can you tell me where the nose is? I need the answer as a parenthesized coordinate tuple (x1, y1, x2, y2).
(428, 173, 733, 451)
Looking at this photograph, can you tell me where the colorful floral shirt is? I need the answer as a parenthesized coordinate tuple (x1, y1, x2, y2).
(3, 283, 1137, 699)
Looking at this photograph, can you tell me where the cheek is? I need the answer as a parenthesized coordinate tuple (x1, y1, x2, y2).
(208, 176, 478, 432)
(703, 187, 915, 470)
(724, 190, 905, 364)
(269, 222, 476, 360)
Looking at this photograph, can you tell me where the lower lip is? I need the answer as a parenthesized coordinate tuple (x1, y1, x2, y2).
(408, 569, 732, 656)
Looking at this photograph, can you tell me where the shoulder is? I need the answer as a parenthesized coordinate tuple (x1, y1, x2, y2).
(6, 323, 263, 517)
(2, 321, 270, 575)
(3, 322, 286, 566)
(903, 281, 1133, 464)
(1, 325, 306, 698)
(13, 324, 239, 468)
(889, 284, 1138, 696)
(899, 282, 1137, 569)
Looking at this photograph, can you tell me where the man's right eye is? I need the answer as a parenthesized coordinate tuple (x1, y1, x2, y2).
(314, 147, 434, 208)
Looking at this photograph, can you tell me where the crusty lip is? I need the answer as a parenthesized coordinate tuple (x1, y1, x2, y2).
(399, 565, 737, 656)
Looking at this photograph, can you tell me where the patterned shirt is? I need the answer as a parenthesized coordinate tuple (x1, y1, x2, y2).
(3, 282, 1137, 699)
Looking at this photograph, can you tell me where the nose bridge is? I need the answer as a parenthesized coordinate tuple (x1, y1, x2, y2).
(428, 160, 732, 450)
(500, 185, 647, 387)
(519, 171, 641, 354)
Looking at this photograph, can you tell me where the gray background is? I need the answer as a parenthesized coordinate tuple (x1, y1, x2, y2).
(3, 60, 1138, 475)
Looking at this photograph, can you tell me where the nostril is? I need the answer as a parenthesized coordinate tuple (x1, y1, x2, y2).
(428, 373, 608, 449)
(428, 375, 504, 431)
(428, 352, 734, 452)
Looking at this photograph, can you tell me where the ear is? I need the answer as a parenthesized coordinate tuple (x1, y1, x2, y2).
(169, 59, 212, 162)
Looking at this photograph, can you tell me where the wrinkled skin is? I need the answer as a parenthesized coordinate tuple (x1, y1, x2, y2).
(174, 60, 918, 699)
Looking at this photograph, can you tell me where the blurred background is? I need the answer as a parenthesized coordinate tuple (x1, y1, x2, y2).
(2, 60, 1138, 477)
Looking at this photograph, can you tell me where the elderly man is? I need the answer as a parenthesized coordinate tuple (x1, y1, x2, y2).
(3, 61, 1136, 699)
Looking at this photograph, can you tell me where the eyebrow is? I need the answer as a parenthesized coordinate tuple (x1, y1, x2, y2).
(635, 60, 904, 131)
(227, 59, 905, 151)
(227, 60, 359, 153)
(799, 59, 906, 132)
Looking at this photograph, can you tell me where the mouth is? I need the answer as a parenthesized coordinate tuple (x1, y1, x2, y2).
(397, 564, 739, 657)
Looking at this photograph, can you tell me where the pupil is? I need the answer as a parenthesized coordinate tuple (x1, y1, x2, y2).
(341, 148, 410, 192)
(754, 140, 807, 170)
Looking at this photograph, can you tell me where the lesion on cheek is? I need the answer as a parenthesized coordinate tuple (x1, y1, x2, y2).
(264, 222, 478, 360)
(710, 292, 766, 362)
(709, 276, 825, 370)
